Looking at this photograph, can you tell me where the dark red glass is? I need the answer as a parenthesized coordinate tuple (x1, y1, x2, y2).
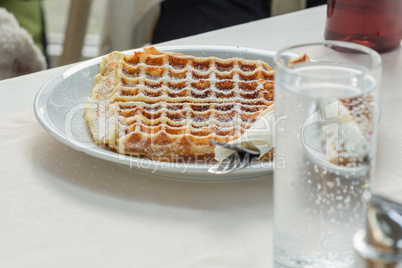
(325, 0, 402, 53)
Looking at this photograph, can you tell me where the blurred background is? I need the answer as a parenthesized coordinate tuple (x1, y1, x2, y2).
(43, 0, 105, 68)
(0, 0, 326, 74)
(43, 0, 326, 67)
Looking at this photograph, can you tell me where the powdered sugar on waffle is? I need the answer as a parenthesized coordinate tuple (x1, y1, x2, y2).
(85, 47, 275, 161)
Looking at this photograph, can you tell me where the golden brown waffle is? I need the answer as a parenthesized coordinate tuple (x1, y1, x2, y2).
(85, 47, 275, 161)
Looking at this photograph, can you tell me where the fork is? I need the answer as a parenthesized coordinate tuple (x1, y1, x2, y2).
(208, 140, 260, 174)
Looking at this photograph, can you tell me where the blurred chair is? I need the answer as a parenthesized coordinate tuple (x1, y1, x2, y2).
(59, 0, 93, 65)
(98, 0, 307, 54)
(60, 0, 307, 63)
(60, 0, 160, 64)
(98, 0, 161, 55)
(97, 0, 306, 53)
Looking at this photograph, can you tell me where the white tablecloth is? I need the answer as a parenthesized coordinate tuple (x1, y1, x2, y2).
(1, 5, 401, 268)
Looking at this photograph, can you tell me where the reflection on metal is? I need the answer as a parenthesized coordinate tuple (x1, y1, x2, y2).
(354, 192, 402, 267)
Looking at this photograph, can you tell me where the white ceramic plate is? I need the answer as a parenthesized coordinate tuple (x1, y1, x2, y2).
(34, 45, 275, 180)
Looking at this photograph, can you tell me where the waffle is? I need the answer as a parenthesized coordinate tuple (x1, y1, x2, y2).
(85, 47, 275, 161)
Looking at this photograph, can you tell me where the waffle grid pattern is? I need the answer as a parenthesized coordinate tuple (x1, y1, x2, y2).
(85, 47, 275, 161)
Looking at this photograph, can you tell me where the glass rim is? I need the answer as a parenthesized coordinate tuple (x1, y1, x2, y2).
(273, 41, 382, 72)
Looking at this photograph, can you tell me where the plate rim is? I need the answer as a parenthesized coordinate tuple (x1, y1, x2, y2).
(33, 45, 276, 179)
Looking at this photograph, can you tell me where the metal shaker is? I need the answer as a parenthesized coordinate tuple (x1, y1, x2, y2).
(354, 192, 402, 267)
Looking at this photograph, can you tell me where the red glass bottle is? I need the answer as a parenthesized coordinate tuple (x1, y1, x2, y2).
(325, 0, 402, 53)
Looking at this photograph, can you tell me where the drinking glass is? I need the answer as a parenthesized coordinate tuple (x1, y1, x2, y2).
(273, 41, 382, 267)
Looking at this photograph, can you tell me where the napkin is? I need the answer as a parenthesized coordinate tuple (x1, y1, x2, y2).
(214, 104, 275, 161)
(316, 100, 370, 166)
(214, 100, 370, 165)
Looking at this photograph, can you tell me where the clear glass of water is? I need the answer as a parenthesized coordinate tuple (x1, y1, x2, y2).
(273, 41, 382, 268)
